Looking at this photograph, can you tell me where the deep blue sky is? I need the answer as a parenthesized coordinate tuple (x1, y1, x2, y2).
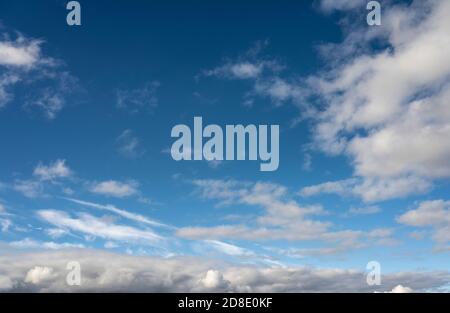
(0, 0, 449, 282)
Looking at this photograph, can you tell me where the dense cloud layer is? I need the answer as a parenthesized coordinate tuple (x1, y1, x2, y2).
(0, 248, 448, 292)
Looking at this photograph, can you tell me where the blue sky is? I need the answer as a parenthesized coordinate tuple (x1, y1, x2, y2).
(0, 0, 449, 292)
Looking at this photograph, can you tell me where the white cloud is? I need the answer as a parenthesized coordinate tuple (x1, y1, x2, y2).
(65, 197, 171, 229)
(0, 218, 12, 232)
(33, 159, 72, 181)
(25, 266, 55, 284)
(0, 249, 447, 292)
(37, 209, 164, 245)
(302, 0, 450, 200)
(397, 200, 450, 249)
(299, 176, 431, 202)
(89, 180, 139, 198)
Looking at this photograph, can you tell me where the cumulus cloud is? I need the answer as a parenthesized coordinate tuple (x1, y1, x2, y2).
(12, 159, 73, 198)
(0, 249, 447, 292)
(300, 0, 450, 200)
(0, 218, 12, 232)
(0, 36, 41, 67)
(389, 285, 413, 293)
(33, 159, 72, 181)
(24, 266, 55, 284)
(13, 179, 44, 198)
(89, 180, 139, 198)
(200, 269, 229, 289)
(397, 200, 450, 250)
(207, 1, 450, 202)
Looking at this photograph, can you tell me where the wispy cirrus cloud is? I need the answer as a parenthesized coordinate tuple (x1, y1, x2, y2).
(116, 81, 160, 114)
(301, 0, 450, 201)
(12, 159, 73, 198)
(398, 200, 450, 251)
(64, 197, 172, 229)
(33, 159, 72, 181)
(299, 177, 431, 203)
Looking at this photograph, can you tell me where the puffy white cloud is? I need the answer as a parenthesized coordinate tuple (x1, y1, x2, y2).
(201, 40, 282, 81)
(204, 61, 270, 80)
(397, 200, 450, 249)
(0, 249, 447, 292)
(0, 32, 78, 118)
(65, 198, 171, 229)
(299, 176, 431, 202)
(389, 285, 413, 293)
(89, 180, 139, 198)
(116, 81, 159, 113)
(24, 266, 55, 284)
(302, 0, 450, 200)
(33, 159, 72, 181)
(0, 36, 41, 67)
(45, 228, 69, 239)
(200, 269, 229, 289)
(13, 179, 44, 198)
